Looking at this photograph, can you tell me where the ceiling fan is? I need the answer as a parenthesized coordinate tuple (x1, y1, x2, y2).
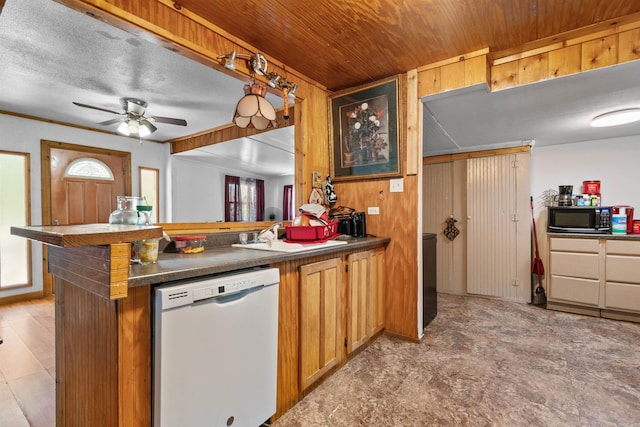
(72, 97, 187, 137)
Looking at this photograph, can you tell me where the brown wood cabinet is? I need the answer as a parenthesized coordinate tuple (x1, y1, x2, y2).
(299, 257, 343, 391)
(346, 248, 385, 354)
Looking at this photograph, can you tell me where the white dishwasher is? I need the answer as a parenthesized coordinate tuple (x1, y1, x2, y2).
(153, 267, 279, 427)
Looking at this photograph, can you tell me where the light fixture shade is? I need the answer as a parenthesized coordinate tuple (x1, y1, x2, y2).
(224, 50, 237, 70)
(591, 108, 640, 127)
(233, 83, 277, 130)
(117, 121, 131, 136)
(139, 119, 157, 137)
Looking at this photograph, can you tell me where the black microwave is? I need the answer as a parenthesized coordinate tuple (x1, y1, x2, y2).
(547, 206, 612, 234)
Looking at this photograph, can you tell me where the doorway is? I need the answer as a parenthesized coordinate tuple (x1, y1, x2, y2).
(40, 140, 131, 293)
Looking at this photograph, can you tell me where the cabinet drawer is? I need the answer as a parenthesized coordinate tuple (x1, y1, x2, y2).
(605, 282, 640, 313)
(550, 238, 599, 253)
(549, 276, 599, 306)
(550, 251, 599, 279)
(607, 240, 640, 256)
(606, 255, 640, 284)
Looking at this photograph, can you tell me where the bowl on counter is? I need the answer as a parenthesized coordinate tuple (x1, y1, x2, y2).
(174, 235, 206, 254)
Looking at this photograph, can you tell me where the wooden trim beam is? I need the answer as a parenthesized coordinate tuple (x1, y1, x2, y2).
(423, 146, 531, 165)
(171, 107, 295, 153)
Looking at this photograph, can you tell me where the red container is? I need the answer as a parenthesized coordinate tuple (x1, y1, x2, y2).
(285, 221, 338, 242)
(583, 180, 600, 194)
(633, 220, 640, 234)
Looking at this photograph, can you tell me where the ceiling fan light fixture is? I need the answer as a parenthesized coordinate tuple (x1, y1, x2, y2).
(117, 121, 131, 136)
(139, 119, 157, 137)
(591, 108, 640, 127)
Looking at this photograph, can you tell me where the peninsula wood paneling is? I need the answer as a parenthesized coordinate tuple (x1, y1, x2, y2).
(117, 285, 152, 426)
(56, 280, 119, 426)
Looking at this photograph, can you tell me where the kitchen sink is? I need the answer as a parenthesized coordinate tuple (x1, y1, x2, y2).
(232, 239, 347, 253)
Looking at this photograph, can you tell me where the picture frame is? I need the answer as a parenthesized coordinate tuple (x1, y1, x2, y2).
(329, 75, 402, 182)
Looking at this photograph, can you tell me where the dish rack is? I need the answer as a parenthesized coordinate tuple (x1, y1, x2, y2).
(285, 221, 339, 243)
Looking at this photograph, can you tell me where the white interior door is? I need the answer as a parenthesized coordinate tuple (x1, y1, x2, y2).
(466, 152, 530, 301)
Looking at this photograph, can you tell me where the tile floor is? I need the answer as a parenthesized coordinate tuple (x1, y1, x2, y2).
(274, 294, 640, 426)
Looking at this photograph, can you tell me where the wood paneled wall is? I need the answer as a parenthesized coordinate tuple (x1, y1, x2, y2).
(418, 18, 640, 97)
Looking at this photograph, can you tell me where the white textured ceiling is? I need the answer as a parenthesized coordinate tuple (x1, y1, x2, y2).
(0, 0, 293, 176)
(422, 60, 640, 156)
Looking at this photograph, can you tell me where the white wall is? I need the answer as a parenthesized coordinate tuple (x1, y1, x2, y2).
(0, 114, 169, 298)
(171, 156, 293, 222)
(530, 134, 640, 291)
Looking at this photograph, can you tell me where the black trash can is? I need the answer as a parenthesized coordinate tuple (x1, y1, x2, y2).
(422, 233, 437, 328)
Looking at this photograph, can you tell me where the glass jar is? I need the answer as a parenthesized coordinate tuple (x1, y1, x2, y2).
(136, 205, 153, 225)
(108, 196, 143, 225)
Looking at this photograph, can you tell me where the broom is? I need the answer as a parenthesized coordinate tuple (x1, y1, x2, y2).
(531, 196, 547, 305)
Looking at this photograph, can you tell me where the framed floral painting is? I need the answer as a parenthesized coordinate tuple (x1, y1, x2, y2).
(330, 75, 401, 181)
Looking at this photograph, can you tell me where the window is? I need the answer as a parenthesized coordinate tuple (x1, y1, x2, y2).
(64, 157, 114, 180)
(139, 167, 159, 223)
(0, 151, 31, 289)
(224, 175, 265, 221)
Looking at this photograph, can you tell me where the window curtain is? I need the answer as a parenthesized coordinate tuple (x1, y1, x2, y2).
(225, 175, 264, 222)
(283, 185, 293, 220)
(224, 175, 241, 221)
(256, 179, 265, 221)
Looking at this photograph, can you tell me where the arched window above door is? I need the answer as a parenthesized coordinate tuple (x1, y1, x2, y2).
(64, 158, 114, 180)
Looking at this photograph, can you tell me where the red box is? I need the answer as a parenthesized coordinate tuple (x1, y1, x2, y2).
(285, 221, 338, 242)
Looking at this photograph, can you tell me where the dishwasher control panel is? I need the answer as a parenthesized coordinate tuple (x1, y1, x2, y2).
(156, 267, 280, 310)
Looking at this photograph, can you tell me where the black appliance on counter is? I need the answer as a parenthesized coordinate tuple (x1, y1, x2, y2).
(337, 212, 367, 237)
(547, 206, 612, 234)
(422, 233, 437, 328)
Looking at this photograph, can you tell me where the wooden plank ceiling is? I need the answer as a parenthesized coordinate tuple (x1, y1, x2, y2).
(177, 0, 640, 91)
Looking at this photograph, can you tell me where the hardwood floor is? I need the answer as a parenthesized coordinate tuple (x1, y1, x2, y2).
(0, 296, 55, 427)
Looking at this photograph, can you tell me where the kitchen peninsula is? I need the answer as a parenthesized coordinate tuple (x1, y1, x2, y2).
(11, 223, 389, 426)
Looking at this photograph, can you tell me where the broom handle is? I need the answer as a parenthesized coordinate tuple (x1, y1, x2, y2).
(531, 196, 541, 259)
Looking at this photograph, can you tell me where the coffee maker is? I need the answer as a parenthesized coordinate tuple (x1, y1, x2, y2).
(558, 185, 573, 206)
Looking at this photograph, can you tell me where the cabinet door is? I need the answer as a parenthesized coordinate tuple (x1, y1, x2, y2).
(299, 258, 342, 390)
(369, 248, 385, 335)
(347, 252, 369, 354)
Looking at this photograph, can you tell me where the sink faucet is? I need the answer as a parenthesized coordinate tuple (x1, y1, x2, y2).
(257, 222, 282, 246)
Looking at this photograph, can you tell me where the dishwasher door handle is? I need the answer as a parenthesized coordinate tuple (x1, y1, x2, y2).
(195, 285, 263, 305)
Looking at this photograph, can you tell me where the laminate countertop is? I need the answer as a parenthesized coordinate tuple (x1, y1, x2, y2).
(547, 232, 640, 240)
(128, 235, 390, 287)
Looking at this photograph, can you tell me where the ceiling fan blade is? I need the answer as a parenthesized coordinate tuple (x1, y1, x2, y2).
(97, 118, 124, 126)
(72, 101, 122, 115)
(150, 116, 188, 126)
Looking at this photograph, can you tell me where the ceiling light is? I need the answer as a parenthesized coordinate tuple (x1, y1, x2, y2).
(139, 119, 157, 137)
(117, 118, 158, 137)
(117, 121, 130, 136)
(591, 108, 640, 127)
(233, 83, 277, 130)
(267, 73, 281, 88)
(220, 50, 237, 70)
